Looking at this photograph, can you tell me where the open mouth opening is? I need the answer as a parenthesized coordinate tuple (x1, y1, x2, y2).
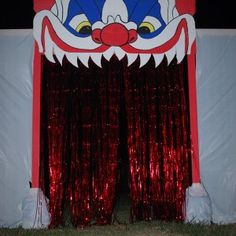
(40, 55, 192, 227)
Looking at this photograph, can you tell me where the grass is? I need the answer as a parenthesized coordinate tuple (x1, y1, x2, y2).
(1, 221, 236, 236)
(1, 194, 236, 236)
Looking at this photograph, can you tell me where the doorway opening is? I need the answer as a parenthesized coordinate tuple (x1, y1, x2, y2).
(113, 65, 130, 224)
(40, 55, 192, 227)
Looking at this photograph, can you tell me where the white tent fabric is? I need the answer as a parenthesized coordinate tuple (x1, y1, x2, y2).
(196, 29, 236, 224)
(0, 30, 33, 227)
(0, 29, 236, 227)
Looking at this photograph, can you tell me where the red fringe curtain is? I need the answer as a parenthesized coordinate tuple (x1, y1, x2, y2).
(40, 56, 192, 228)
(124, 58, 191, 221)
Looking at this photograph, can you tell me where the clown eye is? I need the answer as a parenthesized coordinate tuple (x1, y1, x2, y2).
(137, 16, 162, 35)
(138, 22, 155, 35)
(69, 14, 92, 35)
(75, 21, 92, 35)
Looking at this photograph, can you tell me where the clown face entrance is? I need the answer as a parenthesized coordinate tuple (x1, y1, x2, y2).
(39, 55, 192, 227)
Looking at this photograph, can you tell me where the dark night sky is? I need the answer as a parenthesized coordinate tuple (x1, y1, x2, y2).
(0, 0, 235, 29)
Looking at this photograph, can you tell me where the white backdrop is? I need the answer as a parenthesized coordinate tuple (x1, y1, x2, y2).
(0, 29, 235, 227)
(197, 29, 236, 224)
(0, 30, 33, 227)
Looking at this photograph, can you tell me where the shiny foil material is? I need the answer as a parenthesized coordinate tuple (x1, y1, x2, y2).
(124, 58, 191, 221)
(40, 56, 192, 227)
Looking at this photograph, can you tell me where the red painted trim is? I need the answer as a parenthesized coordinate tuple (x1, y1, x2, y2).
(32, 43, 42, 188)
(187, 41, 201, 183)
(33, 0, 55, 12)
(176, 0, 196, 15)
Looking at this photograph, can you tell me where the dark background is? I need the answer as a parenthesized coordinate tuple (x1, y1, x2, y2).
(0, 0, 235, 29)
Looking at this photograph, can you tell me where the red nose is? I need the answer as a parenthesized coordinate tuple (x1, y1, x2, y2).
(92, 23, 137, 46)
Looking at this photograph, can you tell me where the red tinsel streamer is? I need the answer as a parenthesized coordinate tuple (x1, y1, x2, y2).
(91, 60, 121, 225)
(40, 55, 192, 227)
(41, 57, 122, 227)
(41, 59, 72, 227)
(124, 57, 191, 222)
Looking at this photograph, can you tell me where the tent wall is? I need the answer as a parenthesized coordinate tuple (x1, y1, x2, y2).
(0, 29, 236, 227)
(196, 29, 236, 223)
(0, 30, 34, 227)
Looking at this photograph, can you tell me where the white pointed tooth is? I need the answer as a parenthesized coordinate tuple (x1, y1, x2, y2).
(78, 54, 90, 68)
(165, 47, 176, 65)
(176, 30, 186, 64)
(153, 54, 164, 67)
(44, 28, 55, 63)
(66, 53, 78, 68)
(90, 54, 102, 67)
(139, 54, 151, 68)
(103, 48, 114, 61)
(114, 47, 125, 61)
(127, 53, 138, 66)
(53, 44, 65, 65)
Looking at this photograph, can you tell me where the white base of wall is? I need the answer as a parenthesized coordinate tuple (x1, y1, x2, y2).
(22, 188, 51, 229)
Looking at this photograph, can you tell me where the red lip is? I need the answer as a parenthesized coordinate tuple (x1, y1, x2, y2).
(41, 17, 188, 55)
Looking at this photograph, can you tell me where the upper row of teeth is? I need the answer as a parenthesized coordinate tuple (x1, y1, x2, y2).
(44, 29, 186, 68)
(47, 46, 186, 69)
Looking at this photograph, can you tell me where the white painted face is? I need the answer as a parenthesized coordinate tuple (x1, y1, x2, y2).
(33, 0, 196, 68)
(101, 0, 128, 23)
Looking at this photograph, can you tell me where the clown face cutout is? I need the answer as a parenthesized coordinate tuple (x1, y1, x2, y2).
(33, 0, 195, 67)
